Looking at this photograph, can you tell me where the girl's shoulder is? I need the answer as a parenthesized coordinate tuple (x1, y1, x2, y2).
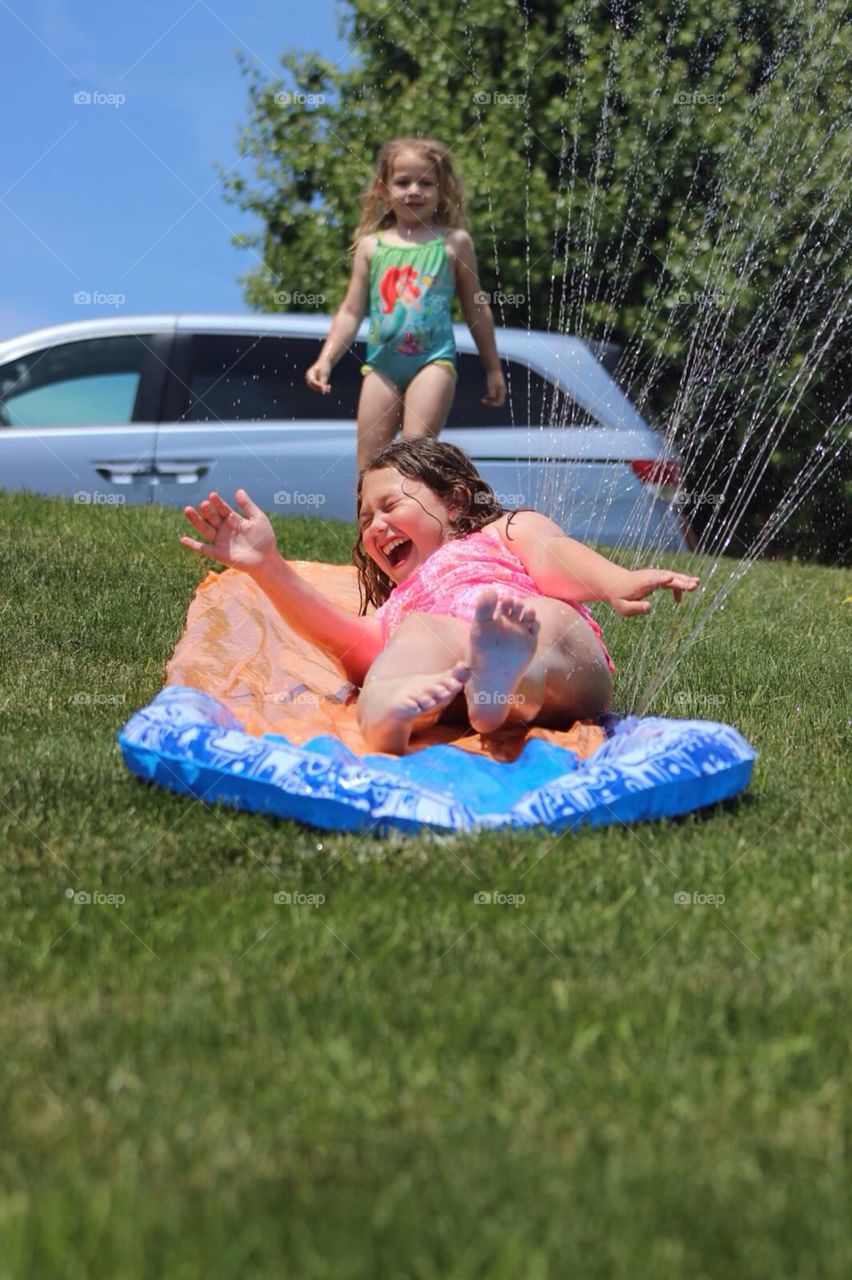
(355, 232, 381, 261)
(443, 226, 473, 265)
(482, 510, 566, 555)
(479, 513, 519, 550)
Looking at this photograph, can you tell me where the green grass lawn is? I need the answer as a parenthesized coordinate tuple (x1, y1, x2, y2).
(1, 492, 850, 1279)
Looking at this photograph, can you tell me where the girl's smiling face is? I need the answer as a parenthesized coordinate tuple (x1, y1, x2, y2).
(383, 150, 441, 227)
(358, 467, 453, 584)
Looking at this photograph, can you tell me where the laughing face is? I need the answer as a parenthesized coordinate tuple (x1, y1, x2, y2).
(358, 467, 454, 584)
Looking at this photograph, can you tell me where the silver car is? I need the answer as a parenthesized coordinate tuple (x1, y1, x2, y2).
(0, 313, 687, 549)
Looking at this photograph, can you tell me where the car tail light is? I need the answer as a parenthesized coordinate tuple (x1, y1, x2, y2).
(630, 459, 682, 503)
(631, 459, 696, 549)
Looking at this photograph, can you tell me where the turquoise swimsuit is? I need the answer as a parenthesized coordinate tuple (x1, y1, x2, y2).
(361, 234, 457, 392)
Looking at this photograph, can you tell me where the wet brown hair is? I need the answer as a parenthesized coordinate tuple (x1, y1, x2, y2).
(353, 438, 526, 614)
(350, 137, 467, 250)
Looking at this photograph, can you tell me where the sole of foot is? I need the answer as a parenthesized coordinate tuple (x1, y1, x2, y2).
(465, 590, 539, 733)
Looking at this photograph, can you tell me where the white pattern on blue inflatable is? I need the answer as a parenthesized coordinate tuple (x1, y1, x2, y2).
(117, 686, 757, 835)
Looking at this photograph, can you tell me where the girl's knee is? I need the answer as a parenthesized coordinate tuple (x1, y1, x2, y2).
(544, 624, 613, 720)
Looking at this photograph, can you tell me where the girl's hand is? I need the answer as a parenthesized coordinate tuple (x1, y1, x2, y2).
(482, 368, 507, 407)
(305, 360, 332, 394)
(608, 568, 700, 617)
(181, 490, 278, 576)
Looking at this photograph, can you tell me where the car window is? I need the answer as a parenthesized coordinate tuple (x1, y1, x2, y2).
(180, 335, 364, 422)
(0, 336, 148, 427)
(176, 334, 600, 428)
(450, 353, 598, 428)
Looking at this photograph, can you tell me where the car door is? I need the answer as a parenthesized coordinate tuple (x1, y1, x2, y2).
(445, 348, 684, 549)
(153, 330, 360, 520)
(445, 349, 615, 530)
(0, 332, 168, 506)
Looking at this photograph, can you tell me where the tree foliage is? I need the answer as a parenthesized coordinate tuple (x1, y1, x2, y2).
(221, 0, 850, 559)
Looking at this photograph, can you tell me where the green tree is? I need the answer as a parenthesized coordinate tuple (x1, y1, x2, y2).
(221, 0, 850, 559)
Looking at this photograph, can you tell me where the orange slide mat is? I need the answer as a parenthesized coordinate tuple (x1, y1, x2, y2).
(166, 562, 607, 762)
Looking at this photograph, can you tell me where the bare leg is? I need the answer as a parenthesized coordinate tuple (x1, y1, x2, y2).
(462, 590, 613, 732)
(510, 596, 613, 729)
(464, 593, 540, 733)
(357, 592, 613, 752)
(357, 612, 470, 754)
(401, 362, 456, 442)
(357, 371, 404, 470)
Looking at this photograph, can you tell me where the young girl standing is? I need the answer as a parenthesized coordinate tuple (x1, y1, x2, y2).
(181, 440, 700, 756)
(305, 137, 507, 469)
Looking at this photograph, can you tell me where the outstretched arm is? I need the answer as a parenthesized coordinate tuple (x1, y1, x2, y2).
(502, 510, 700, 615)
(181, 490, 383, 685)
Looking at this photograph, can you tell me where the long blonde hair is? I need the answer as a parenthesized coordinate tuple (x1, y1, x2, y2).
(350, 137, 467, 250)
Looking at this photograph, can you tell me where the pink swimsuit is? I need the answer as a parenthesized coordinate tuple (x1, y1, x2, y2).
(374, 524, 615, 672)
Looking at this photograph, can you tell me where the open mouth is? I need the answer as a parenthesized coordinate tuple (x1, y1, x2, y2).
(383, 538, 413, 569)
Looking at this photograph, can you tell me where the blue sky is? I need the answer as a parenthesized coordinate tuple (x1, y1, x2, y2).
(0, 0, 351, 341)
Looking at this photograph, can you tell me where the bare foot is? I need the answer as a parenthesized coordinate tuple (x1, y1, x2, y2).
(359, 661, 471, 754)
(465, 590, 540, 733)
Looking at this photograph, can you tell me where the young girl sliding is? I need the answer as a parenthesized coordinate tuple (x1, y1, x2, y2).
(304, 137, 507, 469)
(181, 441, 699, 755)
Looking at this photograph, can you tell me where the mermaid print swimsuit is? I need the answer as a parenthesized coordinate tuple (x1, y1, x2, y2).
(361, 235, 457, 392)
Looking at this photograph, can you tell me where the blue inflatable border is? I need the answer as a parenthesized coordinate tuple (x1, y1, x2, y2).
(117, 686, 757, 835)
